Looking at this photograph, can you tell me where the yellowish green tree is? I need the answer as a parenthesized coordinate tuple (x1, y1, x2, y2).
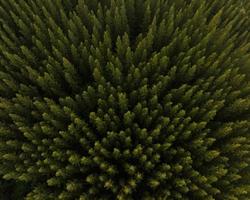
(0, 0, 250, 199)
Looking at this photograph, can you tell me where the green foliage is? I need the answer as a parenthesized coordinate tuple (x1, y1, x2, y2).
(0, 179, 30, 200)
(0, 0, 250, 199)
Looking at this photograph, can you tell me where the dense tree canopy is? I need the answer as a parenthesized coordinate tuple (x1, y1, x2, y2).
(0, 0, 250, 199)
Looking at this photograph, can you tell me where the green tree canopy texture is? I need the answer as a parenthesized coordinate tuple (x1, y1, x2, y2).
(0, 0, 250, 199)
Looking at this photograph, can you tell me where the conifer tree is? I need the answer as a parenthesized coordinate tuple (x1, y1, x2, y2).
(0, 0, 250, 199)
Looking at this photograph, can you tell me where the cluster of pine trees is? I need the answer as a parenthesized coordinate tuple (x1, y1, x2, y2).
(0, 0, 249, 199)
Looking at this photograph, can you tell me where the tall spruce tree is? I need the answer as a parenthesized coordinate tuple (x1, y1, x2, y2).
(0, 0, 250, 199)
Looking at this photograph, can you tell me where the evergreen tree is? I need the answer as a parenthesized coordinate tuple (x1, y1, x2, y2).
(0, 0, 250, 199)
(0, 179, 30, 200)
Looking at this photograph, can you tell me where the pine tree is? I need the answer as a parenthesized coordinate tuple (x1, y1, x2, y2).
(0, 0, 250, 199)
